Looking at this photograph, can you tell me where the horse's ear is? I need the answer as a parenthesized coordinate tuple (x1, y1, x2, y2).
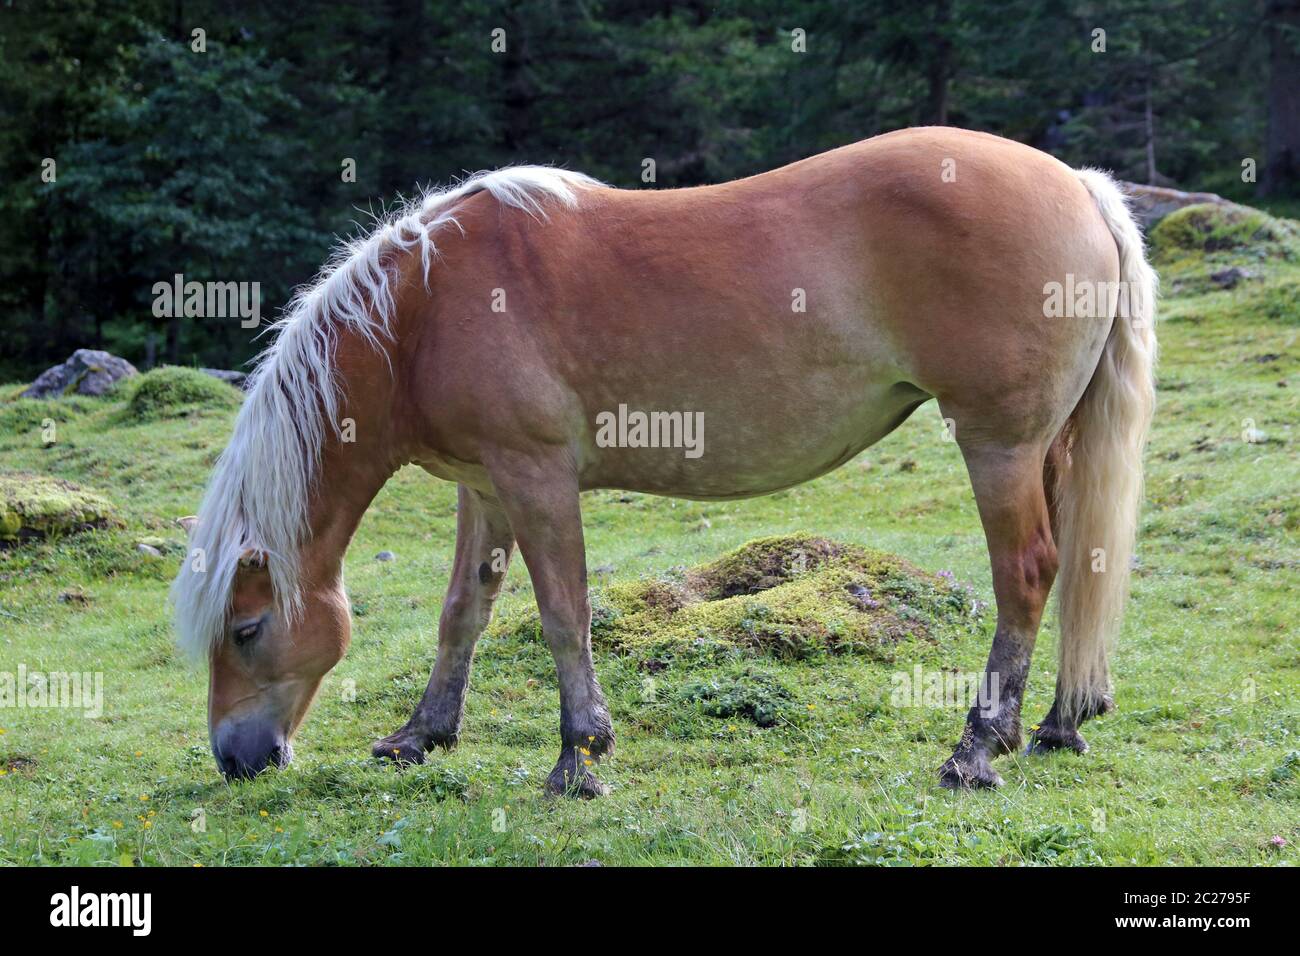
(238, 548, 268, 571)
(176, 515, 198, 534)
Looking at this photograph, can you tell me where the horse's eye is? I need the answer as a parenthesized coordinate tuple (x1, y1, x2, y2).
(232, 621, 261, 646)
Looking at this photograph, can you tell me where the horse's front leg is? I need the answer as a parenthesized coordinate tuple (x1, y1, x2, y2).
(485, 448, 614, 798)
(940, 442, 1058, 789)
(373, 484, 514, 764)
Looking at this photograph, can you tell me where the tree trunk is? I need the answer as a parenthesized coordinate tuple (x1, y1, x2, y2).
(1145, 78, 1157, 185)
(924, 0, 954, 125)
(502, 10, 533, 155)
(1262, 0, 1300, 196)
(165, 314, 181, 365)
(381, 0, 425, 194)
(26, 198, 51, 366)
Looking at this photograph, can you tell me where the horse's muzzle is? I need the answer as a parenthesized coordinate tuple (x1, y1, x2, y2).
(213, 719, 292, 780)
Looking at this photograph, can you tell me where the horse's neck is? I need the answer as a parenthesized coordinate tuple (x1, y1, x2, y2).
(298, 338, 406, 587)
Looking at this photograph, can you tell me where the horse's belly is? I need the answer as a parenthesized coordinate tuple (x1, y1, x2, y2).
(577, 377, 929, 499)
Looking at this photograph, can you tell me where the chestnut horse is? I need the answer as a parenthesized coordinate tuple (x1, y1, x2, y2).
(173, 127, 1156, 794)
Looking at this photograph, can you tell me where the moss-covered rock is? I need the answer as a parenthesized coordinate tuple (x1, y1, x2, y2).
(1150, 203, 1296, 263)
(21, 349, 138, 399)
(123, 366, 243, 421)
(490, 533, 981, 660)
(0, 473, 119, 542)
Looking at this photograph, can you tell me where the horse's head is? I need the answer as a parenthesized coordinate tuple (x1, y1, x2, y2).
(207, 549, 352, 780)
(176, 516, 351, 780)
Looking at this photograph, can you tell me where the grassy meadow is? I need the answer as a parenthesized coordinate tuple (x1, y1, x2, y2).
(0, 204, 1297, 866)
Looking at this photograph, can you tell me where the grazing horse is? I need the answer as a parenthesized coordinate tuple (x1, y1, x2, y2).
(173, 127, 1156, 794)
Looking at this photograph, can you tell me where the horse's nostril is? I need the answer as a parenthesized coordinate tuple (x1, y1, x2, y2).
(214, 720, 288, 780)
(214, 747, 237, 779)
(221, 758, 255, 781)
(269, 741, 294, 769)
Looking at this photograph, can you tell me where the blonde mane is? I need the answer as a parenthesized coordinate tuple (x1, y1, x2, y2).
(171, 166, 600, 660)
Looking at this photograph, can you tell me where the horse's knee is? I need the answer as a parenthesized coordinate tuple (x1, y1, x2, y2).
(439, 588, 491, 641)
(1020, 529, 1058, 601)
(994, 526, 1058, 625)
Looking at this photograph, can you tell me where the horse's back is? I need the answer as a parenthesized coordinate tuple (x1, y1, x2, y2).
(410, 128, 1119, 493)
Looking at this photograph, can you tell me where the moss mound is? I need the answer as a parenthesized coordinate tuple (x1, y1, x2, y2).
(0, 472, 119, 542)
(1150, 203, 1296, 263)
(490, 533, 980, 660)
(124, 366, 242, 421)
(0, 394, 100, 434)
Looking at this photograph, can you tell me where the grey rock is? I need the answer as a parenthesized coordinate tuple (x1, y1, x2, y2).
(1120, 182, 1231, 230)
(375, 550, 396, 562)
(846, 583, 881, 611)
(137, 543, 163, 557)
(201, 368, 249, 390)
(22, 349, 139, 399)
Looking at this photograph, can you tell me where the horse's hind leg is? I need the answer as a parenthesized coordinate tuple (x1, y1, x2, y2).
(939, 441, 1058, 789)
(483, 448, 614, 798)
(373, 484, 515, 764)
(1026, 433, 1114, 754)
(1026, 682, 1114, 754)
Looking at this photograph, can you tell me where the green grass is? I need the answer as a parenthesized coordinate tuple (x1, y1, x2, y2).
(1, 214, 1297, 866)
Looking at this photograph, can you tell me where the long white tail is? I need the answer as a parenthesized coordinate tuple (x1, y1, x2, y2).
(1054, 169, 1158, 721)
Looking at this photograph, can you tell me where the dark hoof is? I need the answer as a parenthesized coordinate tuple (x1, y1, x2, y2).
(372, 730, 430, 766)
(939, 755, 1004, 790)
(1025, 725, 1089, 755)
(545, 753, 608, 799)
